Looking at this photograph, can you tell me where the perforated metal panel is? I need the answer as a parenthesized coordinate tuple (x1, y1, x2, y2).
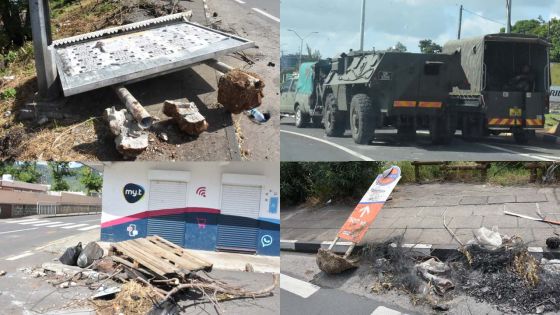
(217, 185, 261, 252)
(147, 180, 188, 246)
(51, 13, 256, 96)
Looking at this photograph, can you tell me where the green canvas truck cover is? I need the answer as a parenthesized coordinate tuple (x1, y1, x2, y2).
(296, 62, 316, 94)
(443, 33, 550, 95)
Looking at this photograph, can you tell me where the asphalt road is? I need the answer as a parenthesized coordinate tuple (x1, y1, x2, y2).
(281, 118, 560, 161)
(0, 214, 100, 261)
(228, 0, 280, 22)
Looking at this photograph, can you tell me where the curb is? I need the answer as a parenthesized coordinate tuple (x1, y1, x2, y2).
(535, 132, 560, 144)
(280, 239, 560, 260)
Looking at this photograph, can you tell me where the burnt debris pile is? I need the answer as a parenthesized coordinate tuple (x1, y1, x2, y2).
(361, 230, 560, 313)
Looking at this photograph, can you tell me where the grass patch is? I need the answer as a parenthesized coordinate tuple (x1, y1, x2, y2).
(545, 113, 560, 130)
(552, 63, 560, 85)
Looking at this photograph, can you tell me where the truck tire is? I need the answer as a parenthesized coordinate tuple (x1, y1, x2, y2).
(513, 129, 534, 144)
(350, 94, 377, 144)
(294, 105, 309, 128)
(311, 116, 323, 128)
(324, 93, 345, 137)
(429, 114, 455, 145)
(461, 115, 484, 141)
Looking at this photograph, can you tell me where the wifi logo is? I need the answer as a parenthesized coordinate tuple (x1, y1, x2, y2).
(196, 186, 207, 197)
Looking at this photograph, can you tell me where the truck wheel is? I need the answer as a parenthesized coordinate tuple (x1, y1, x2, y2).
(350, 94, 377, 144)
(311, 116, 323, 128)
(294, 105, 309, 128)
(430, 114, 455, 145)
(461, 115, 483, 142)
(397, 124, 416, 140)
(513, 129, 534, 144)
(324, 93, 345, 137)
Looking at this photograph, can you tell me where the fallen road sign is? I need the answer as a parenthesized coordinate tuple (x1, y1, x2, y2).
(337, 165, 402, 243)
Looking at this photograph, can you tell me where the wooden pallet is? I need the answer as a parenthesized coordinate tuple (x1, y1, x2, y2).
(110, 235, 213, 279)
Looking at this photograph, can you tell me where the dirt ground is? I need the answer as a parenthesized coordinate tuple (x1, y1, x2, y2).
(0, 0, 279, 161)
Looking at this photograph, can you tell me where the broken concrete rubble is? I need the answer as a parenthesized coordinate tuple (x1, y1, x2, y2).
(163, 100, 208, 136)
(218, 69, 265, 114)
(104, 107, 149, 158)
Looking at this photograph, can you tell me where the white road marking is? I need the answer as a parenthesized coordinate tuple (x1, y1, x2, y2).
(45, 223, 75, 228)
(280, 274, 320, 298)
(19, 220, 49, 225)
(61, 224, 88, 229)
(281, 130, 375, 161)
(7, 218, 41, 224)
(80, 219, 101, 223)
(233, 0, 245, 3)
(32, 221, 63, 226)
(252, 8, 280, 22)
(371, 306, 408, 315)
(0, 227, 38, 235)
(78, 225, 100, 231)
(478, 143, 554, 161)
(6, 251, 33, 261)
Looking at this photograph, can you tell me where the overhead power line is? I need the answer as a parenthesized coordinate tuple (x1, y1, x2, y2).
(462, 7, 506, 26)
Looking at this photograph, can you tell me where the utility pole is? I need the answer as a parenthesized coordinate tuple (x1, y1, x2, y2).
(29, 0, 60, 100)
(360, 0, 366, 51)
(457, 4, 463, 39)
(288, 29, 318, 69)
(506, 0, 512, 33)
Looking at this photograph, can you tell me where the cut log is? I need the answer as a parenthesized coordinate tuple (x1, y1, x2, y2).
(104, 107, 149, 158)
(163, 100, 208, 136)
(217, 69, 264, 114)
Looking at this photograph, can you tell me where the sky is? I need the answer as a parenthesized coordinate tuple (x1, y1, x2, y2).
(280, 0, 560, 58)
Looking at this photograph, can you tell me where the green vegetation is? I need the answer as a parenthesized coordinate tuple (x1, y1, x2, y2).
(0, 87, 16, 100)
(80, 167, 103, 194)
(49, 162, 74, 191)
(545, 113, 560, 129)
(281, 162, 557, 205)
(552, 63, 560, 85)
(419, 39, 442, 54)
(0, 162, 42, 183)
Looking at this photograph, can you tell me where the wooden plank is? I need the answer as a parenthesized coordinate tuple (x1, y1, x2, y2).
(131, 238, 198, 272)
(113, 242, 171, 276)
(148, 236, 212, 269)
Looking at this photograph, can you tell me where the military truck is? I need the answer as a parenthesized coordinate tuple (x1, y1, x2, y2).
(443, 33, 551, 144)
(320, 50, 470, 144)
(280, 60, 331, 127)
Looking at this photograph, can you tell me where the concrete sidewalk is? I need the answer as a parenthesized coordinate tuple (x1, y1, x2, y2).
(282, 183, 560, 248)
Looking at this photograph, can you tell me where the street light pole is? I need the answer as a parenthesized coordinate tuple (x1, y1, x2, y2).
(288, 29, 318, 69)
(360, 0, 366, 51)
(506, 0, 512, 33)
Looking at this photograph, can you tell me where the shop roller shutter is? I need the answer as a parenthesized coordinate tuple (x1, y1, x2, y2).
(147, 180, 188, 246)
(217, 185, 261, 252)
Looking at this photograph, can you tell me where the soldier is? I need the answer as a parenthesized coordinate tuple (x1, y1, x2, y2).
(508, 64, 535, 92)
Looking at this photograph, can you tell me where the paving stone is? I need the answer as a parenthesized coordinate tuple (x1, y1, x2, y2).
(498, 228, 536, 245)
(431, 196, 462, 206)
(389, 199, 421, 208)
(362, 228, 399, 243)
(370, 216, 399, 229)
(535, 202, 560, 213)
(440, 205, 474, 217)
(504, 202, 538, 215)
(487, 195, 515, 204)
(416, 207, 448, 217)
(447, 215, 484, 229)
(416, 199, 438, 207)
(415, 217, 451, 229)
(516, 193, 548, 203)
(418, 229, 453, 245)
(389, 215, 428, 229)
(459, 196, 488, 205)
(471, 204, 505, 216)
(482, 215, 518, 228)
(379, 207, 422, 218)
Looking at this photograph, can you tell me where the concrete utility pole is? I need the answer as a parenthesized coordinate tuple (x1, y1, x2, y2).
(29, 0, 60, 100)
(457, 5, 463, 39)
(288, 29, 318, 69)
(360, 0, 366, 51)
(506, 0, 512, 33)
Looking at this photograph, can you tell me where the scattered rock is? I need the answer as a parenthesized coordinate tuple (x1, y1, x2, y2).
(536, 305, 545, 314)
(0, 270, 6, 276)
(218, 69, 265, 114)
(36, 116, 49, 126)
(267, 62, 275, 67)
(104, 107, 149, 158)
(245, 263, 254, 272)
(163, 100, 208, 136)
(158, 132, 168, 142)
(546, 237, 560, 249)
(31, 271, 47, 278)
(3, 111, 11, 117)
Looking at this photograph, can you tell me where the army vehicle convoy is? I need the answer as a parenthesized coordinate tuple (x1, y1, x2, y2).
(280, 33, 551, 145)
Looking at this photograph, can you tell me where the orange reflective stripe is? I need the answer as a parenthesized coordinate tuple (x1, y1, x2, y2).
(488, 118, 500, 125)
(393, 100, 416, 108)
(418, 101, 442, 108)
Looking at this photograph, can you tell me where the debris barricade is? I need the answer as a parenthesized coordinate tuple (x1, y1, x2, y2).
(163, 100, 208, 136)
(218, 69, 265, 114)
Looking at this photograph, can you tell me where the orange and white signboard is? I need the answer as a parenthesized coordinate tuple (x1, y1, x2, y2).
(337, 166, 401, 243)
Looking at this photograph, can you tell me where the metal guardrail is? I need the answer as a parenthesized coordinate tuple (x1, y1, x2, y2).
(36, 203, 101, 216)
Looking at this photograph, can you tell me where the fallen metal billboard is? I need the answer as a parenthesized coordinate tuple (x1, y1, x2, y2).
(50, 12, 256, 96)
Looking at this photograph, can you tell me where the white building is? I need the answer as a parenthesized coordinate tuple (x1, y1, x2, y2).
(100, 161, 279, 256)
